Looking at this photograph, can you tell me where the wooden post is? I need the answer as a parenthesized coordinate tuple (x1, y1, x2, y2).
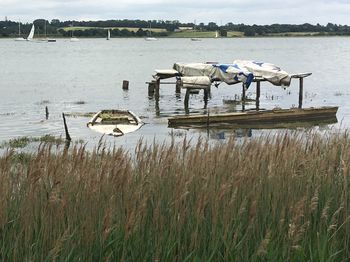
(256, 81, 261, 111)
(148, 81, 155, 96)
(175, 79, 181, 93)
(242, 83, 246, 112)
(242, 83, 246, 102)
(155, 99, 160, 117)
(155, 79, 160, 100)
(204, 87, 209, 109)
(298, 77, 303, 109)
(45, 106, 49, 119)
(122, 80, 129, 90)
(62, 113, 71, 141)
(206, 109, 210, 127)
(184, 88, 190, 113)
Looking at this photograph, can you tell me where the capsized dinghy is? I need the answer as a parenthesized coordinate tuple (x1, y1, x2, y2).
(87, 110, 144, 136)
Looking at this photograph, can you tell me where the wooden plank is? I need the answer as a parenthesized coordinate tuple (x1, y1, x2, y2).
(168, 107, 338, 127)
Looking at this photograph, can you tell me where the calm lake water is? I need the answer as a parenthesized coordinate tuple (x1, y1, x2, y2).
(1, 37, 349, 150)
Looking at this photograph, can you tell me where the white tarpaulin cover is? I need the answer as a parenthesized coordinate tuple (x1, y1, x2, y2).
(173, 60, 291, 88)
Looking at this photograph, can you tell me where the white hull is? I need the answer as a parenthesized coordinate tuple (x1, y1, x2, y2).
(87, 110, 144, 136)
(14, 37, 26, 41)
(70, 37, 79, 42)
(145, 37, 158, 41)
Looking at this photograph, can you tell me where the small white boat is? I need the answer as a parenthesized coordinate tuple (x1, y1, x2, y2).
(14, 21, 26, 41)
(145, 21, 157, 41)
(107, 29, 111, 40)
(70, 23, 79, 42)
(87, 110, 144, 136)
(14, 37, 26, 41)
(145, 37, 157, 41)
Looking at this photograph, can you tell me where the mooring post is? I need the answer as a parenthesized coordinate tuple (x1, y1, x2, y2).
(45, 106, 49, 119)
(184, 88, 190, 113)
(256, 81, 261, 111)
(155, 99, 160, 117)
(175, 79, 181, 93)
(148, 81, 155, 96)
(204, 87, 209, 109)
(62, 113, 71, 141)
(242, 83, 246, 102)
(299, 77, 304, 108)
(155, 79, 160, 100)
(122, 80, 129, 90)
(298, 77, 303, 109)
(242, 83, 246, 112)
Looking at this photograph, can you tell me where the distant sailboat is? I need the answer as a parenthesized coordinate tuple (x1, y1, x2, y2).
(26, 25, 35, 41)
(70, 23, 79, 42)
(44, 20, 56, 42)
(107, 29, 111, 40)
(37, 20, 56, 42)
(14, 21, 26, 41)
(215, 31, 220, 38)
(145, 22, 157, 41)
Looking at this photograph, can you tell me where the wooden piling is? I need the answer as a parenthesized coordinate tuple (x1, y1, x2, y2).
(45, 106, 49, 119)
(175, 80, 181, 93)
(122, 80, 129, 90)
(298, 77, 304, 109)
(242, 83, 246, 112)
(155, 79, 160, 100)
(204, 87, 209, 109)
(256, 81, 261, 111)
(62, 113, 71, 141)
(242, 83, 246, 102)
(184, 89, 190, 112)
(148, 81, 155, 96)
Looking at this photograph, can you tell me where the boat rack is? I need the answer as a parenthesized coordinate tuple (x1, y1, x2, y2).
(147, 70, 312, 113)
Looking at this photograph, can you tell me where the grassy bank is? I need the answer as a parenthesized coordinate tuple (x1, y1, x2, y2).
(0, 131, 350, 260)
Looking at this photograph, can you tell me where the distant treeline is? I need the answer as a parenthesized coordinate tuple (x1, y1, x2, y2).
(1, 18, 350, 37)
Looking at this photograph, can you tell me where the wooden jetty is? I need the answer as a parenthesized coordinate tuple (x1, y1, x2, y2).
(149, 62, 338, 128)
(168, 107, 338, 128)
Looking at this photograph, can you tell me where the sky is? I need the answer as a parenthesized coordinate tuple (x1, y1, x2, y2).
(1, 0, 350, 25)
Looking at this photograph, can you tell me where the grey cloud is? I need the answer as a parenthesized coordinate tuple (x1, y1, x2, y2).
(0, 0, 349, 24)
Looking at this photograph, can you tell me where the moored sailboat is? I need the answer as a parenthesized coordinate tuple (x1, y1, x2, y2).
(14, 21, 26, 41)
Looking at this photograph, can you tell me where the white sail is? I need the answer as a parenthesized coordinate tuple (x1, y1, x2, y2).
(107, 29, 110, 40)
(27, 25, 35, 40)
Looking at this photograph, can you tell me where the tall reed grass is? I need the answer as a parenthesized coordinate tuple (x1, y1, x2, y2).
(0, 131, 349, 261)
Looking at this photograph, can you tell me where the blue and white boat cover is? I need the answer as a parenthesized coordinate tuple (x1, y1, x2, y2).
(172, 60, 291, 88)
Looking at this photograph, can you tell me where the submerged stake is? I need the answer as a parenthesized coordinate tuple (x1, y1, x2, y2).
(122, 80, 129, 90)
(62, 113, 71, 141)
(45, 106, 49, 119)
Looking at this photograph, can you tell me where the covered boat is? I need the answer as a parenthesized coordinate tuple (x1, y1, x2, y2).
(87, 110, 143, 136)
(154, 60, 293, 88)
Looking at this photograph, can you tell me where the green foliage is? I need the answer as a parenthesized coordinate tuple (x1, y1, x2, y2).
(0, 135, 66, 148)
(1, 19, 350, 38)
